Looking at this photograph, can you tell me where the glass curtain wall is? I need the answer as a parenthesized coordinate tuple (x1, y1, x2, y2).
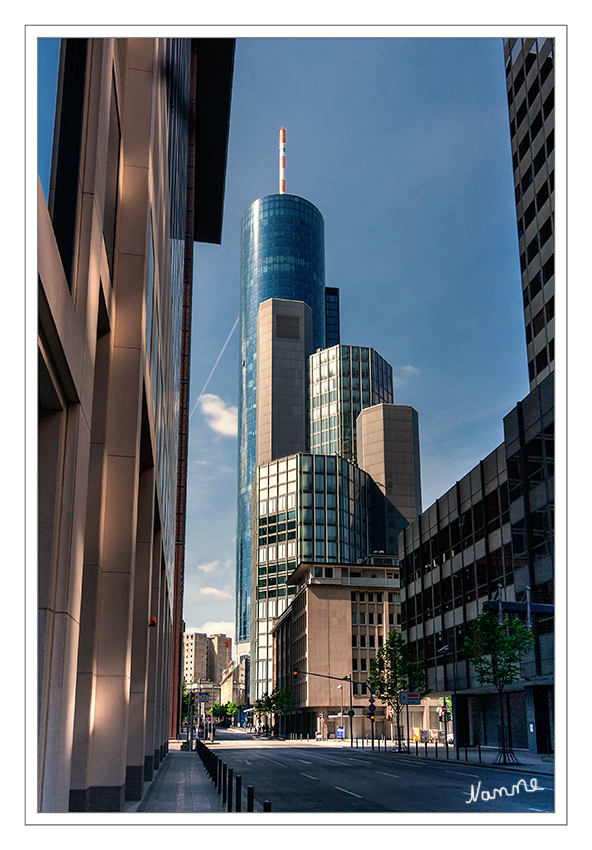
(236, 193, 326, 645)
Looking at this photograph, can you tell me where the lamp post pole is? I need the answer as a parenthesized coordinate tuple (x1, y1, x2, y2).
(337, 685, 343, 743)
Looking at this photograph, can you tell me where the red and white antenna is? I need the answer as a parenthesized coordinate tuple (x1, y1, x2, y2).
(279, 127, 286, 193)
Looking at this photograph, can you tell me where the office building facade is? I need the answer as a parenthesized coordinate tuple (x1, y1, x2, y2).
(399, 374, 554, 753)
(308, 345, 394, 461)
(504, 37, 555, 391)
(38, 37, 233, 811)
(251, 452, 372, 698)
(236, 193, 327, 650)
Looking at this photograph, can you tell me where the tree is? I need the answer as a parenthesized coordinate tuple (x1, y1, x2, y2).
(210, 702, 228, 721)
(270, 687, 295, 736)
(463, 611, 534, 763)
(225, 701, 239, 724)
(181, 681, 190, 723)
(367, 630, 431, 752)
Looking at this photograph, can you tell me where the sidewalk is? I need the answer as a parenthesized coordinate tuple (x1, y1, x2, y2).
(132, 742, 225, 813)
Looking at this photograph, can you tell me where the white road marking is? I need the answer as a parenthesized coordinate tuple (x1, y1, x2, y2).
(334, 786, 364, 799)
(447, 770, 479, 778)
(300, 773, 319, 781)
(376, 771, 401, 779)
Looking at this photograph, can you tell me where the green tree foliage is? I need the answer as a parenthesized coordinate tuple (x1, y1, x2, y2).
(463, 611, 534, 760)
(225, 701, 239, 719)
(367, 630, 431, 751)
(271, 687, 295, 716)
(210, 702, 228, 720)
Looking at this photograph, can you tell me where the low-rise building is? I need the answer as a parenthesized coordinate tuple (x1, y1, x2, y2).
(272, 555, 440, 740)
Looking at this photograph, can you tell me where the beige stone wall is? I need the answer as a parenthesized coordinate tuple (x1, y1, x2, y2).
(357, 403, 422, 521)
(256, 299, 312, 466)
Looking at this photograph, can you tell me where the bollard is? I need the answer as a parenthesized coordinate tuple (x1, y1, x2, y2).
(445, 740, 449, 759)
(478, 744, 482, 764)
(425, 740, 428, 757)
(465, 745, 468, 762)
(415, 740, 418, 756)
(227, 768, 233, 812)
(263, 801, 272, 812)
(222, 762, 227, 804)
(217, 758, 222, 793)
(247, 785, 254, 812)
(435, 740, 438, 758)
(236, 775, 242, 812)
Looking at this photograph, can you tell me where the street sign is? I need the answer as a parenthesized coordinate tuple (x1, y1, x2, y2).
(337, 726, 345, 739)
(198, 692, 211, 701)
(400, 691, 421, 705)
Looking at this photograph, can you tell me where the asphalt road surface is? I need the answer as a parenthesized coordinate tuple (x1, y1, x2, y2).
(208, 731, 554, 814)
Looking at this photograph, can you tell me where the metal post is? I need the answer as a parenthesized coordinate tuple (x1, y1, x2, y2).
(222, 763, 227, 804)
(236, 775, 242, 812)
(217, 758, 222, 793)
(263, 801, 272, 812)
(227, 768, 233, 812)
(247, 786, 254, 812)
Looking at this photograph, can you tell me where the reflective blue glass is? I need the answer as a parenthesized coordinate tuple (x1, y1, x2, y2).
(236, 194, 326, 643)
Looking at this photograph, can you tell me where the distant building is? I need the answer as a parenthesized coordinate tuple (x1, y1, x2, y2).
(220, 656, 250, 713)
(183, 632, 208, 684)
(207, 634, 233, 683)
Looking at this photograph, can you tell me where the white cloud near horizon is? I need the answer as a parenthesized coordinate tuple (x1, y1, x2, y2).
(199, 586, 232, 599)
(199, 393, 238, 437)
(186, 621, 235, 640)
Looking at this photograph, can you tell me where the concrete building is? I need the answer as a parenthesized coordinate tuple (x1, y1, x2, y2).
(183, 632, 208, 685)
(504, 37, 555, 391)
(272, 557, 441, 740)
(220, 656, 250, 712)
(207, 634, 233, 683)
(256, 298, 313, 466)
(37, 37, 233, 812)
(357, 403, 422, 556)
(399, 374, 554, 753)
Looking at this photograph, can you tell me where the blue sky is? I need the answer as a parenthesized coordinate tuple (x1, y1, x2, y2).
(185, 36, 532, 638)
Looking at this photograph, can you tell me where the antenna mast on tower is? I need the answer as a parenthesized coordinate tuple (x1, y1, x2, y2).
(279, 127, 286, 193)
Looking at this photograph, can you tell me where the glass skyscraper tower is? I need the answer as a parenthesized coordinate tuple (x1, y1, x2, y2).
(236, 192, 326, 649)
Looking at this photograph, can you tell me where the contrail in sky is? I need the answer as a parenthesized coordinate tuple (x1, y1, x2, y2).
(189, 316, 239, 421)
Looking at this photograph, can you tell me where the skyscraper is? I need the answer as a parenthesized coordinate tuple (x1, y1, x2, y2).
(504, 37, 554, 390)
(236, 189, 326, 651)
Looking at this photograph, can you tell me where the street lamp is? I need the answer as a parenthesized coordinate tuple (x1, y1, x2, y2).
(437, 640, 458, 757)
(337, 685, 343, 742)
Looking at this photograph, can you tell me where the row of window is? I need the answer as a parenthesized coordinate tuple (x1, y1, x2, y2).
(507, 50, 553, 107)
(525, 296, 554, 345)
(518, 176, 553, 239)
(523, 255, 554, 308)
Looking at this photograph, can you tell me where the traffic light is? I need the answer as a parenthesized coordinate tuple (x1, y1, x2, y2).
(190, 693, 195, 705)
(293, 667, 299, 678)
(368, 700, 375, 721)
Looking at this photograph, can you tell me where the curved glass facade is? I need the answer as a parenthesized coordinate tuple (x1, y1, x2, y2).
(236, 193, 326, 644)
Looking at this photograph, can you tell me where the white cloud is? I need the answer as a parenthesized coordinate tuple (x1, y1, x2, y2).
(199, 586, 232, 599)
(193, 621, 235, 640)
(196, 560, 220, 574)
(199, 393, 238, 437)
(394, 364, 420, 388)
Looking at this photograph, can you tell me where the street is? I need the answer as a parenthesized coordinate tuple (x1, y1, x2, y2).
(205, 729, 554, 814)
